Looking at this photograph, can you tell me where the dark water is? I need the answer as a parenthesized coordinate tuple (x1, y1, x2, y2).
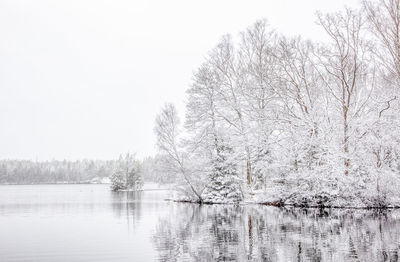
(0, 185, 399, 261)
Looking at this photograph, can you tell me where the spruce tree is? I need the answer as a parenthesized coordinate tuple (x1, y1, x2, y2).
(202, 143, 243, 203)
(110, 153, 143, 191)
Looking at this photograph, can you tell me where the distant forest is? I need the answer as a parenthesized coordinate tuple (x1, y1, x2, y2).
(0, 157, 162, 185)
(0, 160, 115, 184)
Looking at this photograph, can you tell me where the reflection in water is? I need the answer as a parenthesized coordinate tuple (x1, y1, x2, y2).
(153, 205, 400, 261)
(111, 191, 143, 230)
(153, 205, 246, 261)
(1, 185, 400, 261)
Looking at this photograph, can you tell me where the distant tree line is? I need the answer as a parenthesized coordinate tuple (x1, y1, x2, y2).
(0, 159, 116, 184)
(0, 156, 160, 185)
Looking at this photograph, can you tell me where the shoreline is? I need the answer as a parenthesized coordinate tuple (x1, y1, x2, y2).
(0, 182, 110, 185)
(165, 198, 400, 209)
(3, 183, 399, 209)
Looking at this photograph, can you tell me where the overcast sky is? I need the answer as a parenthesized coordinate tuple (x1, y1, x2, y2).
(0, 0, 359, 161)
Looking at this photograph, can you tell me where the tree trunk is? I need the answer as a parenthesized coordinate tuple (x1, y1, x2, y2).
(246, 161, 252, 185)
(343, 107, 350, 175)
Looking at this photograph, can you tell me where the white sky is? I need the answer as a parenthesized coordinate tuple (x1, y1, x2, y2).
(0, 0, 359, 161)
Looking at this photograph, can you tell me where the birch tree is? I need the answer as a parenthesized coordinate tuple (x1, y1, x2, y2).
(363, 0, 400, 87)
(275, 37, 328, 172)
(317, 9, 374, 176)
(238, 20, 278, 188)
(363, 0, 400, 184)
(209, 35, 254, 187)
(154, 103, 204, 202)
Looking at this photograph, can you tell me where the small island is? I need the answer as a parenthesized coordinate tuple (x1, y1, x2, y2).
(110, 153, 143, 192)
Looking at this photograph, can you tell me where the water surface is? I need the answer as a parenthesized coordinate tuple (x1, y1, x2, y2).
(0, 184, 399, 261)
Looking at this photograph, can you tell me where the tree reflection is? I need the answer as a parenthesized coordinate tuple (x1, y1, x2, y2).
(111, 190, 143, 230)
(152, 205, 400, 261)
(153, 204, 246, 261)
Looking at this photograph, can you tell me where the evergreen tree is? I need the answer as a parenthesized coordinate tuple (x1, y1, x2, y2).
(202, 143, 243, 203)
(110, 153, 143, 191)
(110, 168, 125, 191)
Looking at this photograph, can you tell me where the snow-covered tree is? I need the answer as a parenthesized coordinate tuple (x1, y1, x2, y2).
(110, 153, 143, 191)
(152, 0, 400, 206)
(316, 8, 375, 176)
(154, 103, 205, 202)
(202, 142, 243, 203)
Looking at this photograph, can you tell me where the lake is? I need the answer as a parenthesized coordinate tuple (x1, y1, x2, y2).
(0, 184, 399, 261)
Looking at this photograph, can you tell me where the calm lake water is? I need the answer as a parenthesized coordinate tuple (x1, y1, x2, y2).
(0, 184, 399, 261)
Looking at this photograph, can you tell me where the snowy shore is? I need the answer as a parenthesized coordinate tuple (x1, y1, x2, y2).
(165, 181, 400, 209)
